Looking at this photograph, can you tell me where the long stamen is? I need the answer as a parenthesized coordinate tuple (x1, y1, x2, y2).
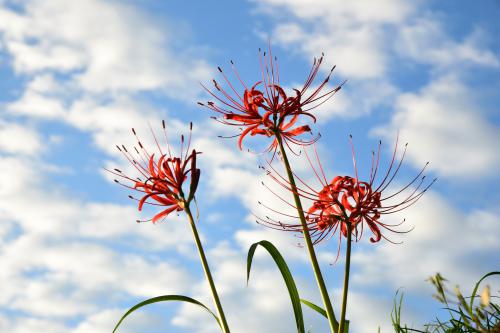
(375, 135, 400, 193)
(217, 66, 245, 104)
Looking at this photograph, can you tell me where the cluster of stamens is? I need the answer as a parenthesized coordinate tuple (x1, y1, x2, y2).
(107, 121, 200, 223)
(199, 45, 345, 153)
(255, 136, 436, 258)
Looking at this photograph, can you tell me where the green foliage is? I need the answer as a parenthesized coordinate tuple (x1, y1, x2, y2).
(301, 299, 328, 318)
(300, 299, 350, 333)
(390, 271, 499, 333)
(247, 240, 305, 333)
(112, 295, 222, 333)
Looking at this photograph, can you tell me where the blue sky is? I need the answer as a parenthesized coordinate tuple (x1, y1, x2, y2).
(0, 1, 499, 332)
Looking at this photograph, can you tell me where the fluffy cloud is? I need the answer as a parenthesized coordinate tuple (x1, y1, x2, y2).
(0, 315, 68, 333)
(0, 309, 167, 333)
(254, 0, 499, 125)
(0, 120, 43, 155)
(374, 75, 500, 178)
(0, 0, 211, 95)
(0, 1, 218, 325)
(172, 241, 332, 333)
(1, 0, 213, 160)
(351, 191, 500, 290)
(0, 147, 195, 330)
(254, 0, 415, 80)
(396, 19, 500, 69)
(1, 1, 499, 333)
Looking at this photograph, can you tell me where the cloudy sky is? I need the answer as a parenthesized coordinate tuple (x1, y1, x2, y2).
(0, 0, 499, 332)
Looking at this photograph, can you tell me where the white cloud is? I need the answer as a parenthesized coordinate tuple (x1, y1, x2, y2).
(0, 310, 167, 333)
(0, 315, 67, 333)
(254, 0, 413, 24)
(0, 0, 211, 96)
(7, 89, 66, 118)
(342, 291, 395, 333)
(254, 0, 500, 126)
(0, 0, 214, 160)
(0, 1, 498, 333)
(270, 21, 388, 80)
(72, 309, 164, 333)
(0, 152, 195, 325)
(6, 73, 66, 118)
(172, 241, 331, 333)
(351, 191, 500, 290)
(251, 1, 407, 123)
(374, 75, 500, 178)
(0, 120, 43, 155)
(0, 0, 214, 178)
(255, 0, 414, 80)
(396, 19, 500, 69)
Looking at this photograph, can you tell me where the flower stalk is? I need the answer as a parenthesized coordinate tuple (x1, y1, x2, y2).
(276, 134, 339, 333)
(184, 203, 231, 333)
(338, 216, 352, 333)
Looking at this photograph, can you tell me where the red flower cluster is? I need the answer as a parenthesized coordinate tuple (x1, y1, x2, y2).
(307, 176, 386, 242)
(199, 46, 344, 152)
(258, 137, 435, 247)
(108, 121, 200, 223)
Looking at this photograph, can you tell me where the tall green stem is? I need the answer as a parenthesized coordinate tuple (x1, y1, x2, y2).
(338, 221, 352, 333)
(276, 136, 339, 333)
(184, 204, 231, 333)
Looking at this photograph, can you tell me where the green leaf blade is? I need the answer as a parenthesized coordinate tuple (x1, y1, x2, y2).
(247, 240, 305, 333)
(301, 299, 327, 318)
(112, 294, 222, 333)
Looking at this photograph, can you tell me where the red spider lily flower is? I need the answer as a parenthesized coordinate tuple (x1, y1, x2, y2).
(198, 45, 345, 153)
(257, 136, 436, 250)
(107, 121, 201, 223)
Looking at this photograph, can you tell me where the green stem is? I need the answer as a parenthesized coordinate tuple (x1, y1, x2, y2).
(184, 204, 231, 333)
(338, 221, 352, 333)
(276, 136, 339, 333)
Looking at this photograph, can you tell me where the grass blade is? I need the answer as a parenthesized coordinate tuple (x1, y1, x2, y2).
(469, 271, 499, 310)
(301, 299, 327, 318)
(300, 298, 350, 332)
(112, 294, 222, 332)
(247, 240, 305, 333)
